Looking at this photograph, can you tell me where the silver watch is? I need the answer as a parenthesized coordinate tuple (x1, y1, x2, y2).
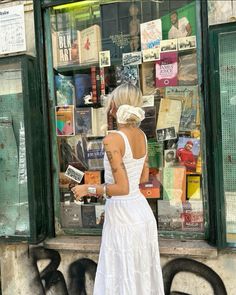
(87, 186, 97, 195)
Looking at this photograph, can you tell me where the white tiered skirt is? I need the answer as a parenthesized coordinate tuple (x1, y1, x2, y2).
(93, 192, 165, 295)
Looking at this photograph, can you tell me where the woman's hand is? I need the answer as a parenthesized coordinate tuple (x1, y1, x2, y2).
(71, 185, 89, 200)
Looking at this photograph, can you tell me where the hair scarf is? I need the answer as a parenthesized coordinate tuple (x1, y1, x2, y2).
(116, 104, 145, 124)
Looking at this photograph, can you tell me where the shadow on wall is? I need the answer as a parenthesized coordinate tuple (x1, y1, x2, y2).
(28, 247, 227, 295)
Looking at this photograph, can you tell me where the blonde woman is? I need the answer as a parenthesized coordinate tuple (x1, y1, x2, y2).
(71, 83, 164, 295)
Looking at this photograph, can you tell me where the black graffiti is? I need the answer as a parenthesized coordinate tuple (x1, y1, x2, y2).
(12, 247, 227, 295)
(163, 258, 227, 295)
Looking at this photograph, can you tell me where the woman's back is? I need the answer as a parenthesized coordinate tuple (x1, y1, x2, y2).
(104, 128, 147, 196)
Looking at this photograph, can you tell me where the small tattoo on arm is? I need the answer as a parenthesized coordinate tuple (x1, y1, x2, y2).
(106, 151, 113, 162)
(121, 162, 126, 170)
(112, 167, 118, 174)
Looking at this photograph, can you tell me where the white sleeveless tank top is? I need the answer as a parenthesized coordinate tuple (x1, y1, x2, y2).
(103, 130, 147, 198)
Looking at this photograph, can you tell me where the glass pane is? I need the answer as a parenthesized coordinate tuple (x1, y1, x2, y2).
(219, 31, 236, 243)
(0, 61, 30, 237)
(47, 0, 205, 235)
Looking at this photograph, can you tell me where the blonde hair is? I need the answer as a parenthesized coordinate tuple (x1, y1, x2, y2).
(112, 83, 143, 107)
(109, 83, 144, 126)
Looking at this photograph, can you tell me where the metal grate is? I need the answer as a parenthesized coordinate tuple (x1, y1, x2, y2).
(219, 31, 236, 236)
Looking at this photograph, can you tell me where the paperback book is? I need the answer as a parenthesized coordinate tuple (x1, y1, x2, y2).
(55, 105, 75, 136)
(55, 74, 75, 106)
(74, 73, 92, 107)
(155, 52, 178, 87)
(78, 25, 102, 64)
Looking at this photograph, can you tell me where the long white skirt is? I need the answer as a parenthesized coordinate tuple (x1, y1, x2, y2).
(93, 193, 165, 295)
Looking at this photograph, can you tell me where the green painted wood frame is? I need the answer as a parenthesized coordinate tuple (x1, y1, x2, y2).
(40, 0, 210, 239)
(208, 22, 236, 248)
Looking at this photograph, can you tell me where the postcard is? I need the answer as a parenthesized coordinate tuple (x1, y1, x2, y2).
(142, 95, 155, 107)
(178, 36, 196, 51)
(142, 47, 160, 62)
(65, 165, 85, 183)
(160, 39, 178, 52)
(156, 126, 177, 142)
(122, 51, 142, 66)
(99, 50, 111, 67)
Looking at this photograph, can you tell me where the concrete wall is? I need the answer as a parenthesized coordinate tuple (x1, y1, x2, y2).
(0, 238, 235, 295)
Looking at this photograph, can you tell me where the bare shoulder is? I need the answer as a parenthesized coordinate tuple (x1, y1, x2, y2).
(103, 132, 123, 147)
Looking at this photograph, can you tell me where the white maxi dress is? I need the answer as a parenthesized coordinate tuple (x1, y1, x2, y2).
(93, 130, 165, 295)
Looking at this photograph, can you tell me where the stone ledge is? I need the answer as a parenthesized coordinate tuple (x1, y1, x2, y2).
(44, 236, 218, 258)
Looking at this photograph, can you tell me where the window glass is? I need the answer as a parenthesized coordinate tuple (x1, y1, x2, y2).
(48, 0, 204, 235)
(0, 61, 30, 237)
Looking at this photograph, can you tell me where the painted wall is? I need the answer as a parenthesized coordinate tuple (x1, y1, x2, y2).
(0, 244, 235, 295)
(208, 0, 236, 25)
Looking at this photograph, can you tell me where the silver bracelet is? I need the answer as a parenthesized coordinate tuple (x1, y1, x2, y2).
(103, 183, 111, 199)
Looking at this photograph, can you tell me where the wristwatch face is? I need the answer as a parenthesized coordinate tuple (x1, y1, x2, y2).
(87, 186, 97, 195)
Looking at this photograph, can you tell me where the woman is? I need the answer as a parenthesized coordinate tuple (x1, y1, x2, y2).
(71, 83, 164, 295)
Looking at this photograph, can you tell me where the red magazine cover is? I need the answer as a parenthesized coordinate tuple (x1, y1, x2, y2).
(155, 52, 178, 87)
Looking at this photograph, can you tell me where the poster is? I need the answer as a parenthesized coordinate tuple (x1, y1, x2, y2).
(0, 5, 26, 55)
(161, 2, 196, 40)
(155, 52, 178, 87)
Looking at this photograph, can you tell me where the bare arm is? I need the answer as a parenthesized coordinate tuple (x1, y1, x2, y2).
(71, 133, 129, 199)
(139, 155, 149, 184)
(186, 23, 192, 36)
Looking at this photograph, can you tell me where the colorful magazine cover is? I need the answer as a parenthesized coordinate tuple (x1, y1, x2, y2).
(55, 105, 75, 136)
(155, 52, 178, 87)
(161, 2, 196, 40)
(176, 137, 200, 172)
(140, 19, 162, 50)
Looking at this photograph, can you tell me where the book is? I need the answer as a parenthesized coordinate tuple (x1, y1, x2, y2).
(74, 73, 92, 107)
(155, 52, 178, 87)
(115, 65, 139, 87)
(81, 204, 96, 227)
(187, 174, 201, 200)
(156, 98, 182, 133)
(95, 204, 105, 227)
(92, 107, 108, 137)
(53, 30, 79, 67)
(86, 137, 105, 170)
(163, 167, 186, 203)
(147, 140, 163, 169)
(176, 137, 200, 172)
(158, 200, 183, 230)
(55, 105, 75, 136)
(55, 74, 75, 106)
(78, 25, 102, 64)
(165, 86, 199, 131)
(60, 202, 82, 228)
(140, 19, 162, 50)
(58, 135, 88, 172)
(140, 106, 157, 139)
(181, 201, 204, 231)
(84, 171, 101, 185)
(178, 53, 198, 85)
(75, 107, 92, 135)
(140, 62, 156, 95)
